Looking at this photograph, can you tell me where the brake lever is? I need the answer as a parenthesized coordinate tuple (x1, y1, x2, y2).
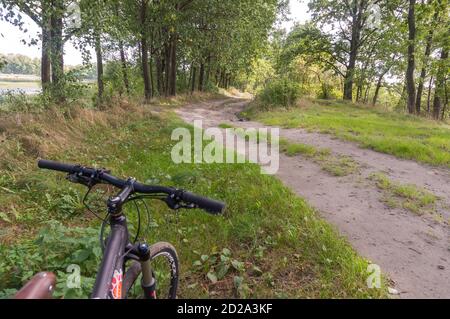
(66, 167, 111, 188)
(165, 194, 197, 210)
(67, 173, 92, 187)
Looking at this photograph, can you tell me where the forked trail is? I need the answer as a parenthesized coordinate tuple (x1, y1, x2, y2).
(176, 98, 450, 299)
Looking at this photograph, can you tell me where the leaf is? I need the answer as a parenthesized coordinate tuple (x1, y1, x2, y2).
(233, 276, 243, 289)
(207, 271, 218, 284)
(0, 212, 11, 223)
(231, 260, 245, 272)
(222, 248, 231, 256)
(251, 266, 263, 277)
(72, 249, 91, 263)
(216, 264, 230, 280)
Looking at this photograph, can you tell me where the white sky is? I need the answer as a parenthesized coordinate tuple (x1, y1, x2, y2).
(0, 0, 311, 66)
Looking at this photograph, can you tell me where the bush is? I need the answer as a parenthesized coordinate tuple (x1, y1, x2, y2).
(316, 83, 338, 100)
(257, 78, 301, 108)
(0, 221, 100, 299)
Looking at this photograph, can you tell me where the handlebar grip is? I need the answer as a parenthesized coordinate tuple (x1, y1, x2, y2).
(180, 191, 226, 214)
(38, 159, 77, 173)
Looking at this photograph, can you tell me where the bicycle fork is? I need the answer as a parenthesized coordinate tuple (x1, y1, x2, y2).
(138, 244, 157, 299)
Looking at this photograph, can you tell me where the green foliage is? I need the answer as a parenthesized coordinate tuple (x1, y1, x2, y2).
(0, 54, 40, 75)
(236, 58, 276, 94)
(317, 83, 338, 100)
(0, 90, 47, 113)
(257, 78, 302, 109)
(0, 221, 101, 299)
(192, 247, 250, 296)
(0, 56, 7, 70)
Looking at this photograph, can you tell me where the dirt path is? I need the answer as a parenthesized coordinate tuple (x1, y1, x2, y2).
(175, 98, 450, 299)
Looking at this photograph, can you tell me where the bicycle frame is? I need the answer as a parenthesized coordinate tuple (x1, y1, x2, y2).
(91, 184, 155, 299)
(36, 159, 224, 300)
(91, 214, 130, 299)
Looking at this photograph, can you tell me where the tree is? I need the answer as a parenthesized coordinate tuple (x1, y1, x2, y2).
(405, 0, 417, 114)
(1, 0, 81, 100)
(308, 0, 382, 101)
(415, 0, 441, 113)
(0, 53, 40, 74)
(0, 0, 52, 90)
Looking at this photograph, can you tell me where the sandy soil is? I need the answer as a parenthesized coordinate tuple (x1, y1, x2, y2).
(175, 98, 450, 299)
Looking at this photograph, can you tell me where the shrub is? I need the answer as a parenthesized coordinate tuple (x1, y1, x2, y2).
(257, 78, 301, 109)
(0, 221, 100, 299)
(316, 83, 338, 100)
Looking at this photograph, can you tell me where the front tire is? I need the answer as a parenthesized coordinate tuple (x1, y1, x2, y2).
(123, 242, 179, 299)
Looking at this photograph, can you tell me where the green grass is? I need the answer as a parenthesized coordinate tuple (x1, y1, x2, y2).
(247, 99, 450, 168)
(218, 123, 235, 129)
(369, 173, 438, 215)
(0, 104, 387, 299)
(279, 138, 359, 177)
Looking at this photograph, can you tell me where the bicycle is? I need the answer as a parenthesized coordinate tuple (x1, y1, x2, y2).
(16, 159, 225, 299)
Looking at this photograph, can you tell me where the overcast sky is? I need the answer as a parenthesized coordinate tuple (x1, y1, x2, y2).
(0, 0, 311, 66)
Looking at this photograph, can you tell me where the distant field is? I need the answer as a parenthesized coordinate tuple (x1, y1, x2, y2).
(0, 81, 40, 89)
(0, 74, 41, 95)
(0, 73, 40, 82)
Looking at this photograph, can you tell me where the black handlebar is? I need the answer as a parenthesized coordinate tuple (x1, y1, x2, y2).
(38, 159, 77, 174)
(178, 191, 226, 214)
(38, 159, 226, 214)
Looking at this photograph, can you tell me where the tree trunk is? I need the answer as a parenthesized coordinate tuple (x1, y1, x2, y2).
(441, 83, 448, 120)
(397, 84, 407, 110)
(406, 0, 417, 114)
(215, 69, 220, 85)
(169, 34, 177, 96)
(141, 37, 151, 100)
(191, 66, 197, 93)
(140, 0, 151, 100)
(364, 84, 370, 104)
(415, 2, 439, 114)
(164, 41, 170, 97)
(137, 41, 142, 65)
(433, 48, 449, 119)
(205, 55, 211, 85)
(95, 34, 104, 100)
(149, 50, 155, 98)
(220, 69, 226, 88)
(356, 83, 363, 102)
(156, 55, 163, 96)
(187, 64, 193, 92)
(119, 40, 130, 95)
(41, 9, 51, 93)
(427, 76, 433, 113)
(343, 2, 363, 101)
(372, 75, 384, 106)
(198, 63, 205, 91)
(50, 0, 64, 93)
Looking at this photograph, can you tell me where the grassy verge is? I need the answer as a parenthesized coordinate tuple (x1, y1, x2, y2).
(369, 173, 438, 215)
(279, 138, 360, 177)
(0, 98, 387, 299)
(244, 99, 450, 168)
(217, 123, 359, 177)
